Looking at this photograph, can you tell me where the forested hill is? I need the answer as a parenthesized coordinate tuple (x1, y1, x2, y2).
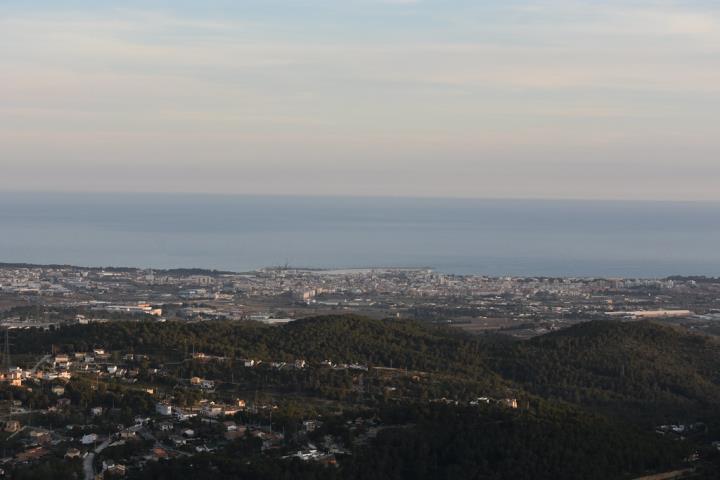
(11, 315, 720, 421)
(487, 320, 720, 422)
(9, 315, 720, 478)
(12, 315, 497, 379)
(275, 315, 493, 376)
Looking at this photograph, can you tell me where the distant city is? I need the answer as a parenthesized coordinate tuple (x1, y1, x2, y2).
(2, 262, 718, 339)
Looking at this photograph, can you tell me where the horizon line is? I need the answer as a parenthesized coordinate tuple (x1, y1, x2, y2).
(3, 189, 720, 205)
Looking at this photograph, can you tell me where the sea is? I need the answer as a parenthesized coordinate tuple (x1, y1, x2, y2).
(1, 192, 719, 278)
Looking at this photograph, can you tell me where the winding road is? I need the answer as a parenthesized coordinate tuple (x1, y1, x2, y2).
(83, 437, 111, 480)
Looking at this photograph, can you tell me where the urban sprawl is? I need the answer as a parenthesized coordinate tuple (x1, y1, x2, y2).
(0, 263, 719, 478)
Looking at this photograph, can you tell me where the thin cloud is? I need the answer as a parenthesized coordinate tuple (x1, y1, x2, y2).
(2, 2, 719, 200)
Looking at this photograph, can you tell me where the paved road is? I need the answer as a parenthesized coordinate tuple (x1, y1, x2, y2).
(83, 437, 111, 480)
(29, 354, 52, 374)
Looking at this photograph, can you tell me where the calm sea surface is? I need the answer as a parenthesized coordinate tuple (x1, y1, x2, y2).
(1, 192, 719, 277)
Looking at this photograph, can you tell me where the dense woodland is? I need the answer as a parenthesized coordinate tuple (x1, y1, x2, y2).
(12, 316, 720, 414)
(132, 402, 688, 480)
(485, 321, 720, 423)
(7, 315, 720, 478)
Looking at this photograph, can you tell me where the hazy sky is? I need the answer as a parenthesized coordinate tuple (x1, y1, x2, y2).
(2, 0, 719, 200)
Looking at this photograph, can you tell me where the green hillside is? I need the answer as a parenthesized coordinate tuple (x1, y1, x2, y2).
(8, 315, 720, 478)
(487, 320, 720, 423)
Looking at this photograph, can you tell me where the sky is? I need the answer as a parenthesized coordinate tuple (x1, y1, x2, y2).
(2, 0, 719, 200)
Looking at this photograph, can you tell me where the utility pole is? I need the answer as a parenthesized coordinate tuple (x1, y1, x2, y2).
(1, 329, 6, 458)
(3, 328, 13, 457)
(4, 329, 10, 372)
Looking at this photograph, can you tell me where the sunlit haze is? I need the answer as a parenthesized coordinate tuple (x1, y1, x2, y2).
(2, 0, 719, 199)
